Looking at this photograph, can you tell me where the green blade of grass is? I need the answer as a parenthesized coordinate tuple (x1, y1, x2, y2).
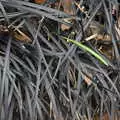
(62, 37, 109, 66)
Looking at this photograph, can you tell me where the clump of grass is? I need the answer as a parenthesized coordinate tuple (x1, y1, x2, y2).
(0, 0, 120, 120)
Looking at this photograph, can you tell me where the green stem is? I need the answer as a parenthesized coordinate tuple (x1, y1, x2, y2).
(62, 37, 109, 66)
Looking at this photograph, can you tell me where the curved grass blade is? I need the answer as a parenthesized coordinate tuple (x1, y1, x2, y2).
(62, 37, 109, 66)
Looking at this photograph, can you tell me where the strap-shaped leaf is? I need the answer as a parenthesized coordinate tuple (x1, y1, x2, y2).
(62, 36, 109, 66)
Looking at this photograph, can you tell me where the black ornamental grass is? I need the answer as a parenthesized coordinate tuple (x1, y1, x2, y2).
(0, 0, 120, 120)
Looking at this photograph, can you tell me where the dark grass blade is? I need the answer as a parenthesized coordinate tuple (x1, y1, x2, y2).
(0, 37, 11, 120)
